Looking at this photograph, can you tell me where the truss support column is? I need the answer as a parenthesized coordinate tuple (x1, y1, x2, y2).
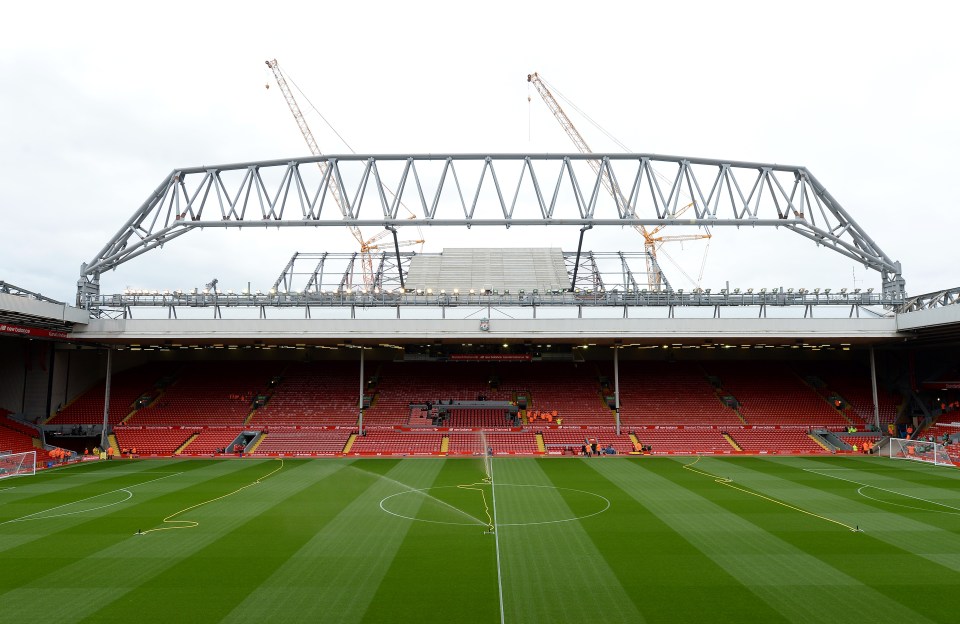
(614, 345, 621, 436)
(358, 347, 365, 435)
(569, 225, 592, 291)
(869, 346, 880, 431)
(100, 348, 113, 450)
(387, 226, 405, 291)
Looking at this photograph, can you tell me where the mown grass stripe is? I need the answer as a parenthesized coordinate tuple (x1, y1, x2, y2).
(495, 458, 643, 624)
(221, 458, 446, 623)
(539, 458, 789, 624)
(0, 459, 332, 620)
(88, 459, 367, 622)
(588, 458, 938, 624)
(360, 459, 500, 624)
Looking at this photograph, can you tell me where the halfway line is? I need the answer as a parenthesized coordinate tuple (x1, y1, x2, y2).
(490, 457, 505, 624)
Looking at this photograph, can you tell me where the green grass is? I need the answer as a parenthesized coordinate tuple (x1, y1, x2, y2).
(2, 455, 960, 623)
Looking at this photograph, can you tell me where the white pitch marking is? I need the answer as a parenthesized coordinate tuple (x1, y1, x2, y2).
(805, 469, 960, 515)
(378, 484, 611, 527)
(0, 472, 182, 525)
(353, 465, 489, 526)
(489, 458, 505, 624)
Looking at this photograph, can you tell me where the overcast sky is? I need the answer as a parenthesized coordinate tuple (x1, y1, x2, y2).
(2, 0, 957, 303)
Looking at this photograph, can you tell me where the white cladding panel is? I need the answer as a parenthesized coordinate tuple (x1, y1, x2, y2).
(407, 248, 568, 293)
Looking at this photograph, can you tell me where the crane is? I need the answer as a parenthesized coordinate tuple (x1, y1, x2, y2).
(265, 59, 423, 289)
(527, 72, 711, 290)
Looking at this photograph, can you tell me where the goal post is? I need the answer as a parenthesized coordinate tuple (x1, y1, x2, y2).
(0, 450, 37, 480)
(887, 438, 955, 468)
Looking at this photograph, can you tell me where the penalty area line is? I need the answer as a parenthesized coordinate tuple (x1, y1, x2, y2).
(1, 472, 182, 525)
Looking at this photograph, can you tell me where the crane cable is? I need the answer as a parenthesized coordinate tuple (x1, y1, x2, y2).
(537, 74, 711, 288)
(273, 63, 425, 248)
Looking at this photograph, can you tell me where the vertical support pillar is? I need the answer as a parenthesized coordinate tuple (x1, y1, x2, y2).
(100, 348, 113, 450)
(569, 225, 592, 291)
(358, 346, 365, 434)
(388, 226, 405, 291)
(869, 346, 880, 431)
(614, 345, 621, 436)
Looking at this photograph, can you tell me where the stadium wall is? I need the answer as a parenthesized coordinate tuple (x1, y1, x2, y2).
(0, 337, 27, 413)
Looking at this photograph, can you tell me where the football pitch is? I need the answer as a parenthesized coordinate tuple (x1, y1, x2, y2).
(2, 455, 960, 623)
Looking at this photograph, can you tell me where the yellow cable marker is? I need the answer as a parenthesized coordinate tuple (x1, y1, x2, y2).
(682, 456, 859, 532)
(457, 477, 495, 532)
(140, 459, 284, 535)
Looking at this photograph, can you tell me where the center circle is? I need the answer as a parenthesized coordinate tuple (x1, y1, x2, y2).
(379, 483, 610, 527)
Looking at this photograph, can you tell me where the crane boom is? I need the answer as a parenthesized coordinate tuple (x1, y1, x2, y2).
(266, 59, 427, 288)
(266, 59, 369, 284)
(527, 72, 710, 290)
(527, 73, 632, 217)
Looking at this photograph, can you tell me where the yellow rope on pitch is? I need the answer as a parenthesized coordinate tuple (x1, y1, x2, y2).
(457, 477, 495, 531)
(682, 456, 857, 531)
(139, 459, 284, 535)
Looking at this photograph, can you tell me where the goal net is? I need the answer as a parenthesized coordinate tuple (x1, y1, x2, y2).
(0, 450, 36, 480)
(888, 438, 956, 468)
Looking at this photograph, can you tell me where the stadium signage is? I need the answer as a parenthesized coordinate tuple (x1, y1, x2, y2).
(0, 323, 69, 340)
(450, 354, 532, 361)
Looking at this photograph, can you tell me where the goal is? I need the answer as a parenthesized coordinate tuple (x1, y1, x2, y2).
(888, 438, 956, 468)
(0, 450, 36, 480)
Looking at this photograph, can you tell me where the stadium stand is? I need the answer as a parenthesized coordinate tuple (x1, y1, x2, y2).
(249, 361, 361, 427)
(801, 361, 901, 427)
(114, 426, 198, 456)
(49, 362, 177, 425)
(367, 361, 612, 428)
(38, 357, 914, 456)
(130, 362, 283, 426)
(350, 431, 442, 455)
(447, 431, 539, 455)
(1, 412, 38, 455)
(705, 361, 849, 427)
(839, 434, 882, 450)
(180, 427, 248, 456)
(610, 361, 742, 426)
(727, 428, 830, 454)
(633, 427, 735, 454)
(364, 362, 515, 426)
(252, 428, 352, 456)
(542, 430, 635, 455)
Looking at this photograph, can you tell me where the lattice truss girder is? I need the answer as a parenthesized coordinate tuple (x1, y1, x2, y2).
(78, 153, 904, 305)
(274, 251, 412, 294)
(900, 287, 960, 312)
